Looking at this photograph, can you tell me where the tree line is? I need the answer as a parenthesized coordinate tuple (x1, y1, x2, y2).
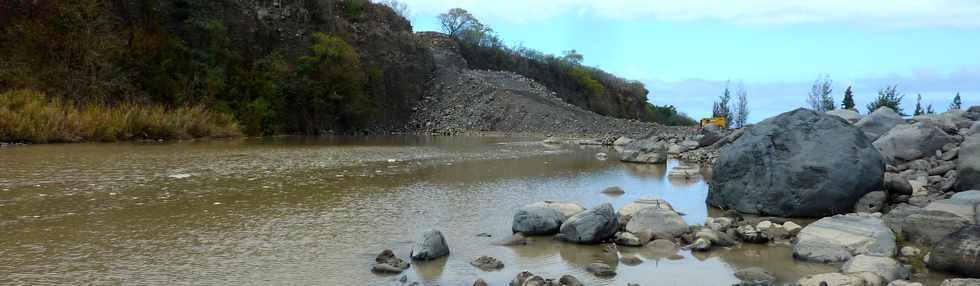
(805, 75, 965, 116)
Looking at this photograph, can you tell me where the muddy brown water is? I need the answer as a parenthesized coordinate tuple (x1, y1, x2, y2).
(0, 136, 949, 285)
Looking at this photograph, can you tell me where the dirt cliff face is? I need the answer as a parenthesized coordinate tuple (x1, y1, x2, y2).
(112, 0, 434, 131)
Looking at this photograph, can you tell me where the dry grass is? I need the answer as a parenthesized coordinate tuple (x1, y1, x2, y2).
(0, 90, 240, 143)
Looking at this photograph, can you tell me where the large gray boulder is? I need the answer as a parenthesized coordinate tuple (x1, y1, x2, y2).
(619, 139, 668, 164)
(698, 124, 724, 147)
(624, 207, 688, 243)
(618, 198, 675, 227)
(709, 109, 886, 217)
(525, 201, 586, 220)
(874, 123, 956, 163)
(958, 134, 980, 191)
(842, 255, 909, 282)
(883, 204, 970, 246)
(411, 230, 450, 260)
(512, 206, 565, 235)
(856, 107, 907, 141)
(913, 111, 975, 132)
(928, 225, 980, 278)
(793, 213, 897, 262)
(557, 203, 619, 244)
(828, 109, 863, 124)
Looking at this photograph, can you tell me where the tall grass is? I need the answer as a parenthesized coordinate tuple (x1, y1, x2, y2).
(0, 90, 240, 143)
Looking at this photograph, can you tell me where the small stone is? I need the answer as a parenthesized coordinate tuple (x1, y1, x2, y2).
(619, 255, 643, 266)
(473, 278, 489, 286)
(469, 255, 504, 271)
(585, 263, 616, 277)
(601, 186, 625, 195)
(900, 246, 921, 257)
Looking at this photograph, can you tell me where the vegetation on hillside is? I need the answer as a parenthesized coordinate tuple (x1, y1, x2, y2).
(436, 8, 696, 126)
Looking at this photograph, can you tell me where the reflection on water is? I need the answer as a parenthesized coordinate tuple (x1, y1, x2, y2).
(0, 136, 885, 285)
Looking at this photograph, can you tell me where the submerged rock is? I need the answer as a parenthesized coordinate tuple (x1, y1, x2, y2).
(410, 230, 450, 260)
(793, 213, 896, 262)
(928, 225, 980, 278)
(558, 203, 619, 244)
(709, 109, 885, 217)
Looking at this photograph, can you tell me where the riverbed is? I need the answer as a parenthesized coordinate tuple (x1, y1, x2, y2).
(1, 136, 845, 285)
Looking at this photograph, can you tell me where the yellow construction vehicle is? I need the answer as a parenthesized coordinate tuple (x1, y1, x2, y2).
(700, 117, 727, 129)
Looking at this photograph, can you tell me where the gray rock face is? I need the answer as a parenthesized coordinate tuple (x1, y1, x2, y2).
(699, 125, 724, 147)
(913, 111, 975, 132)
(928, 225, 980, 278)
(883, 204, 970, 246)
(558, 203, 619, 244)
(856, 107, 907, 141)
(855, 191, 888, 213)
(709, 109, 886, 217)
(842, 255, 909, 282)
(958, 134, 980, 191)
(624, 207, 688, 243)
(828, 109, 863, 124)
(411, 230, 450, 260)
(620, 139, 668, 164)
(793, 213, 897, 262)
(926, 199, 978, 224)
(512, 206, 565, 235)
(874, 123, 956, 163)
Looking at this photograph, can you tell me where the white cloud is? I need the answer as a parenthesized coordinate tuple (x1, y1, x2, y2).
(405, 0, 980, 28)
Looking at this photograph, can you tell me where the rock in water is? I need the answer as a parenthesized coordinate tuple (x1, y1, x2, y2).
(874, 122, 956, 163)
(624, 207, 688, 243)
(618, 198, 675, 226)
(410, 230, 450, 260)
(558, 203, 619, 244)
(928, 225, 980, 278)
(958, 134, 980, 191)
(793, 213, 896, 262)
(856, 107, 907, 141)
(734, 267, 776, 286)
(526, 201, 586, 219)
(372, 249, 410, 273)
(585, 263, 616, 277)
(620, 139, 668, 164)
(709, 108, 886, 217)
(842, 255, 909, 282)
(512, 206, 565, 235)
(469, 255, 504, 271)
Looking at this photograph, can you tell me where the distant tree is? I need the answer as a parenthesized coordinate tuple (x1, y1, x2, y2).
(926, 104, 935, 114)
(866, 85, 905, 115)
(950, 92, 962, 111)
(379, 0, 409, 18)
(807, 75, 835, 111)
(841, 86, 856, 110)
(437, 8, 479, 39)
(561, 50, 584, 65)
(733, 82, 750, 128)
(713, 81, 733, 127)
(914, 94, 924, 116)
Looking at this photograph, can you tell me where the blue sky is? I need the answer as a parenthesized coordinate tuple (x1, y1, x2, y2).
(399, 0, 979, 121)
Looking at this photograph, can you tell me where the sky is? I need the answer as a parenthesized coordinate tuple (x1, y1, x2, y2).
(398, 0, 979, 122)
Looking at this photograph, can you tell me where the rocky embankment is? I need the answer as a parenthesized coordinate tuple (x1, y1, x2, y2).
(409, 33, 661, 138)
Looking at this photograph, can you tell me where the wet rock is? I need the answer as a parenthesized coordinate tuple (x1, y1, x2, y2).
(619, 255, 643, 266)
(828, 109, 863, 124)
(512, 206, 565, 235)
(690, 238, 711, 251)
(883, 204, 970, 246)
(842, 255, 909, 282)
(372, 249, 410, 274)
(601, 186, 625, 195)
(558, 203, 619, 244)
(470, 255, 504, 271)
(511, 271, 534, 286)
(793, 213, 897, 262)
(734, 267, 776, 286)
(624, 207, 688, 243)
(473, 278, 489, 286)
(645, 239, 679, 257)
(855, 191, 888, 213)
(875, 122, 956, 163)
(797, 272, 873, 286)
(696, 228, 737, 247)
(928, 225, 980, 278)
(410, 230, 450, 260)
(940, 279, 980, 286)
(709, 109, 885, 217)
(736, 225, 767, 244)
(614, 232, 643, 247)
(585, 263, 616, 277)
(857, 107, 907, 141)
(958, 133, 980, 191)
(559, 275, 584, 286)
(620, 139, 668, 164)
(619, 198, 675, 226)
(526, 201, 586, 219)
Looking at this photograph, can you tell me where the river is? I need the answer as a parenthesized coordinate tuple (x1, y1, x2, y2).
(1, 136, 850, 285)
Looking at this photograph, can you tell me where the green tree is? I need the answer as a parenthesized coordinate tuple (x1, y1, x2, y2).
(733, 82, 749, 128)
(713, 82, 733, 126)
(807, 75, 835, 111)
(914, 94, 925, 116)
(841, 86, 856, 110)
(926, 104, 935, 114)
(290, 32, 372, 132)
(950, 92, 962, 111)
(866, 85, 905, 115)
(437, 8, 479, 39)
